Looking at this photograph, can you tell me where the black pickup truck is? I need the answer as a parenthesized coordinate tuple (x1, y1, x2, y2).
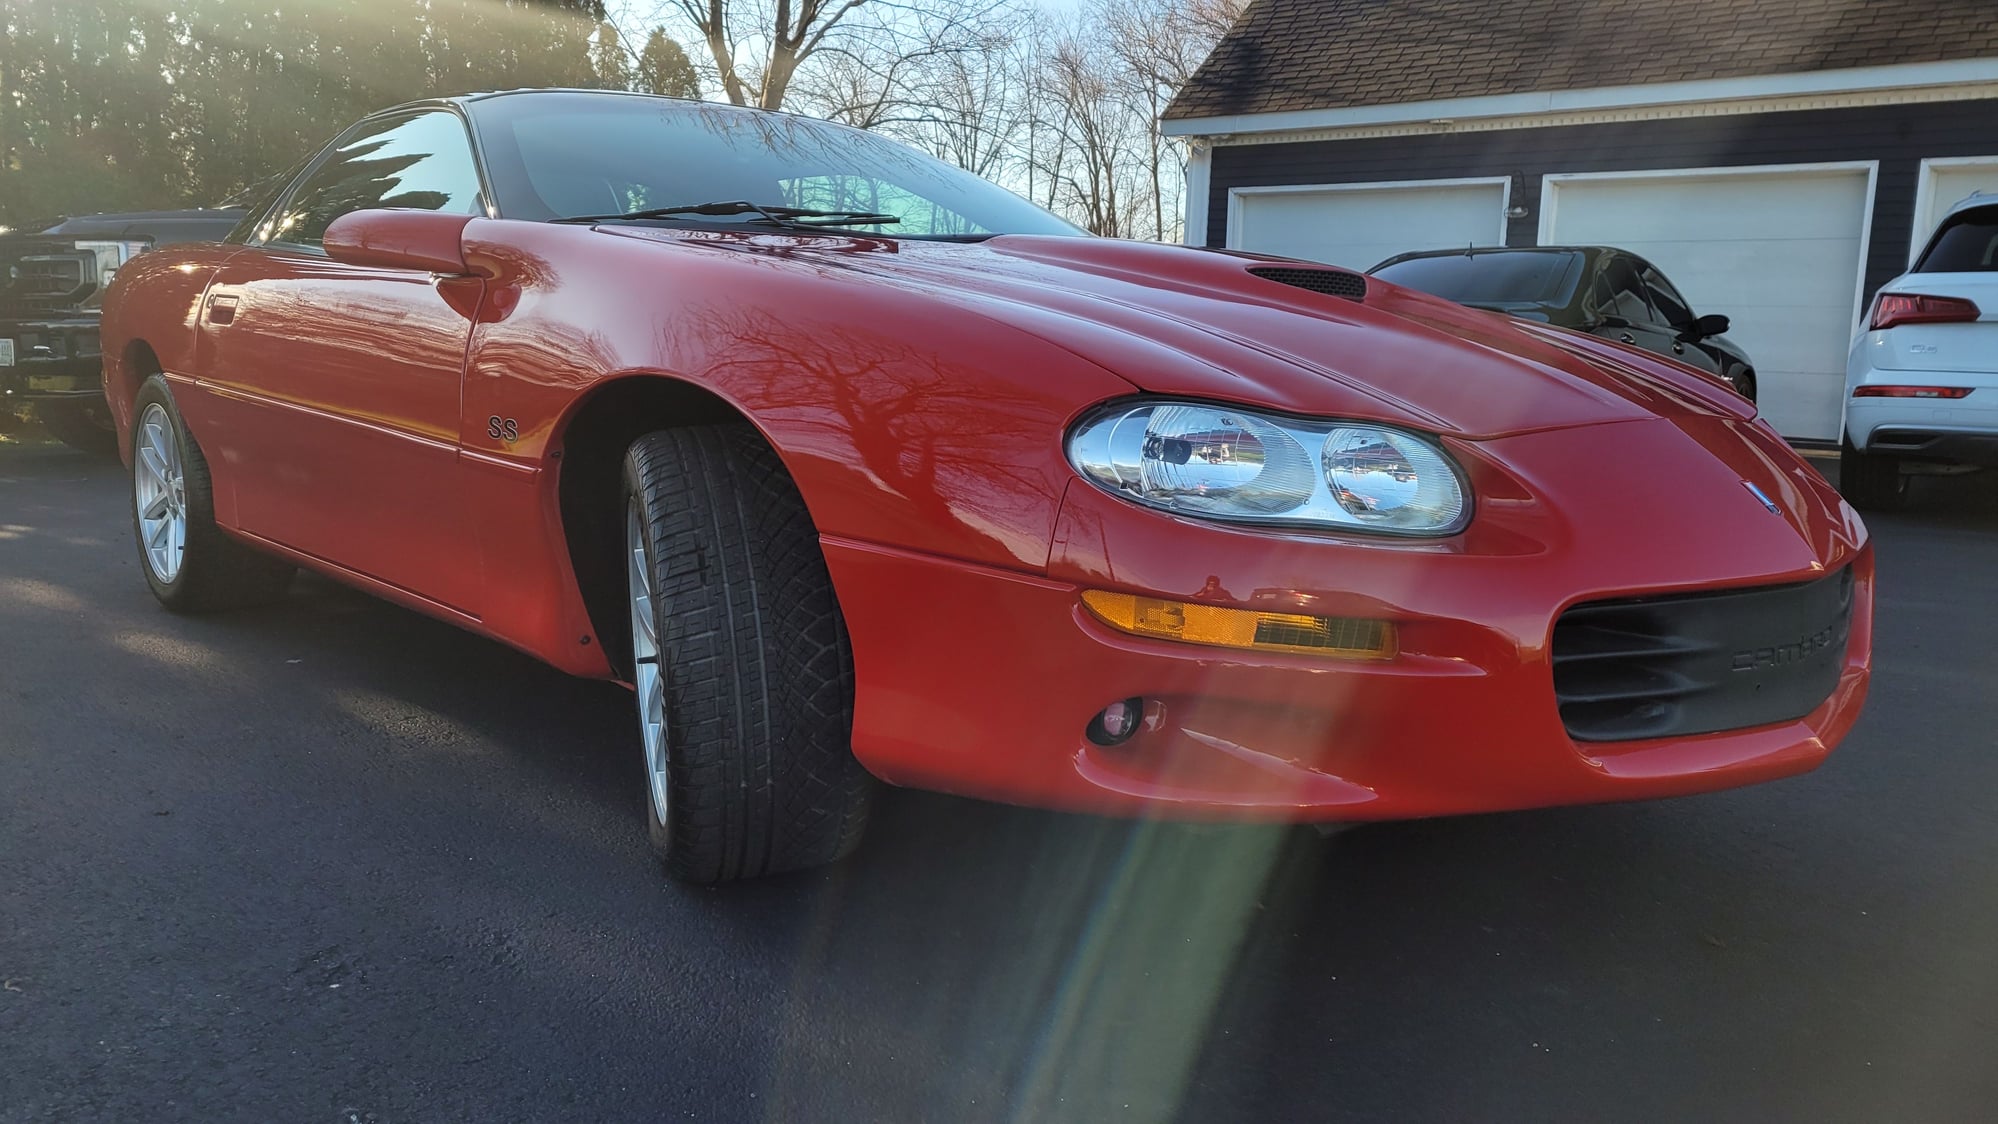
(2, 208, 243, 451)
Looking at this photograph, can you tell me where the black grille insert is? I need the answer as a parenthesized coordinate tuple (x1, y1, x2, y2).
(1247, 266, 1367, 301)
(1552, 567, 1854, 742)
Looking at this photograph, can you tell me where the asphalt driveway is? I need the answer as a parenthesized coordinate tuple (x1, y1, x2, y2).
(4, 440, 1997, 1123)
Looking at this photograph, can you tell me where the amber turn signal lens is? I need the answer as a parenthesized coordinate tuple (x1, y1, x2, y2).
(1080, 590, 1395, 660)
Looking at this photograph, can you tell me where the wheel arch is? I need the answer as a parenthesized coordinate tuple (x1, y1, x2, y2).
(550, 372, 795, 677)
(107, 339, 165, 462)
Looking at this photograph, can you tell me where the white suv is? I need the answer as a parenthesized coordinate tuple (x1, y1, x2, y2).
(1843, 192, 1998, 510)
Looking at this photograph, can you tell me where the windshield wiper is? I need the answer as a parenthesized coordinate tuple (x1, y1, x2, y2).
(551, 200, 900, 229)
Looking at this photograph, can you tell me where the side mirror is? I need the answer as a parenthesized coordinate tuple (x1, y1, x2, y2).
(324, 209, 478, 274)
(1690, 312, 1730, 338)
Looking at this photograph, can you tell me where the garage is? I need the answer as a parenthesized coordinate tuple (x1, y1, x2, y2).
(1167, 0, 1998, 447)
(1540, 165, 1875, 441)
(1228, 178, 1508, 271)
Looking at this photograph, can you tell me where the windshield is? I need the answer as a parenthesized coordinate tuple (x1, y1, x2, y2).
(1915, 205, 1998, 272)
(470, 92, 1081, 240)
(1370, 251, 1584, 305)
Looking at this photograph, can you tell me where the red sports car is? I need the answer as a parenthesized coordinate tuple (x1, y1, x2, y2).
(101, 90, 1872, 883)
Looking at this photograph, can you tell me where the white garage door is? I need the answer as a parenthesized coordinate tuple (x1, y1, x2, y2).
(1543, 164, 1874, 441)
(1914, 158, 1998, 263)
(1230, 179, 1508, 272)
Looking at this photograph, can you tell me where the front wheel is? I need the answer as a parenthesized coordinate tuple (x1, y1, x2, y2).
(1723, 365, 1757, 402)
(622, 424, 873, 883)
(130, 376, 295, 612)
(1839, 437, 1909, 512)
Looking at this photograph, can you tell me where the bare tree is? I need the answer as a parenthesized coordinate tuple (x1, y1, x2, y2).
(604, 0, 1247, 243)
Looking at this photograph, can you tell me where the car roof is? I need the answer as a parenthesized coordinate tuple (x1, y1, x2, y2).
(372, 88, 812, 126)
(1941, 190, 1998, 220)
(358, 88, 882, 152)
(1379, 246, 1600, 261)
(1369, 245, 1609, 273)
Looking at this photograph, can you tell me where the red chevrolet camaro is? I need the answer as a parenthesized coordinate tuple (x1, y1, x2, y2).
(101, 90, 1872, 882)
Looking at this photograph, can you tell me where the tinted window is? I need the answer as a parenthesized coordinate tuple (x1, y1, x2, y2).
(1916, 206, 1998, 273)
(1368, 252, 1582, 305)
(469, 92, 1079, 238)
(265, 111, 483, 248)
(1638, 264, 1694, 326)
(1590, 256, 1658, 325)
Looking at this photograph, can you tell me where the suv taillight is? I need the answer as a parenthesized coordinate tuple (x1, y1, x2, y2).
(1870, 293, 1982, 331)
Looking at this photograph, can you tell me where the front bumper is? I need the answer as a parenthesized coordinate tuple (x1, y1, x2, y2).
(0, 316, 104, 400)
(824, 417, 1872, 821)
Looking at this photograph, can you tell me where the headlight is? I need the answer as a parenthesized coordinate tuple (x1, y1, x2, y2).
(1067, 399, 1470, 536)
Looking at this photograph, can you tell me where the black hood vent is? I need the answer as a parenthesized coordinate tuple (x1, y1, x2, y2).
(1247, 266, 1367, 301)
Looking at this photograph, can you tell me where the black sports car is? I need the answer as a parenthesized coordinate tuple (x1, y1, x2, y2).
(1369, 246, 1756, 401)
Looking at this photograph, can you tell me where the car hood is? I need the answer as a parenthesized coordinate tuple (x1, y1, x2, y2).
(605, 228, 1754, 441)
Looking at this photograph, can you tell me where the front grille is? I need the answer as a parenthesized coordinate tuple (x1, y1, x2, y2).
(1552, 567, 1854, 742)
(1247, 266, 1367, 301)
(1, 246, 95, 315)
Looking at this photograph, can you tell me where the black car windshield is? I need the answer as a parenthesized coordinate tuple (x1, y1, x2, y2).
(1915, 205, 1998, 272)
(470, 92, 1081, 240)
(1371, 251, 1584, 305)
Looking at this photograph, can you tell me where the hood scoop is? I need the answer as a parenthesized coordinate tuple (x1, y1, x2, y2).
(1247, 265, 1367, 302)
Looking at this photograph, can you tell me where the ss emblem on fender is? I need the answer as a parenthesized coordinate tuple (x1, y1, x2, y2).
(487, 415, 520, 443)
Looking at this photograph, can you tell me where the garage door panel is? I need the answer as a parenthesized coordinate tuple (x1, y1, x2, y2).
(1720, 308, 1855, 372)
(1608, 239, 1862, 312)
(1233, 182, 1504, 271)
(1553, 174, 1868, 242)
(1754, 370, 1843, 444)
(1546, 166, 1871, 441)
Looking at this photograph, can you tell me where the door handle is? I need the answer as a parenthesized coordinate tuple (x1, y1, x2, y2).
(1672, 342, 1685, 354)
(206, 293, 239, 325)
(1618, 333, 1636, 344)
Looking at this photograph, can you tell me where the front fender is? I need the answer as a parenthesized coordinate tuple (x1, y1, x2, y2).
(462, 219, 1136, 575)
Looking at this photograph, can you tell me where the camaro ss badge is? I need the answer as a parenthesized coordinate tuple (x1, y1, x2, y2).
(1742, 481, 1780, 514)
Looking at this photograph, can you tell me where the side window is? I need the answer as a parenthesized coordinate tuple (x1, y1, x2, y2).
(265, 112, 483, 249)
(1638, 264, 1694, 327)
(1590, 257, 1657, 326)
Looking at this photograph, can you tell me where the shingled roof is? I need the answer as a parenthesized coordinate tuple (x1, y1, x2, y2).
(1165, 0, 1998, 122)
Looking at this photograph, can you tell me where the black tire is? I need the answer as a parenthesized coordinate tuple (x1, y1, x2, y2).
(1724, 365, 1757, 402)
(1839, 437, 1909, 512)
(36, 398, 119, 455)
(622, 423, 872, 883)
(130, 375, 295, 612)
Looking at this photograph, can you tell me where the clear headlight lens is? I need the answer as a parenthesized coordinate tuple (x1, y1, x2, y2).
(1067, 400, 1470, 536)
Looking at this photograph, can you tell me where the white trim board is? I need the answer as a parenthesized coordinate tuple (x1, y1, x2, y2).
(1911, 156, 1998, 265)
(1163, 58, 1998, 142)
(1183, 144, 1213, 247)
(1538, 162, 1880, 341)
(1224, 176, 1513, 254)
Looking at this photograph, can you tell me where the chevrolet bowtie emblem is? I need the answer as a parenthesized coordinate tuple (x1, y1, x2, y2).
(1742, 481, 1780, 513)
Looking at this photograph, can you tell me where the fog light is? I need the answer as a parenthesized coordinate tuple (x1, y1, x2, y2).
(1081, 590, 1395, 660)
(1087, 698, 1144, 746)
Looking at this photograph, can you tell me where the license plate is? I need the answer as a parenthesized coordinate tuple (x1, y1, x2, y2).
(0, 338, 13, 367)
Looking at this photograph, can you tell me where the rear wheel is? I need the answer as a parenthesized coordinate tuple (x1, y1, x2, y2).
(622, 423, 872, 883)
(36, 398, 118, 455)
(131, 376, 295, 612)
(1839, 437, 1909, 511)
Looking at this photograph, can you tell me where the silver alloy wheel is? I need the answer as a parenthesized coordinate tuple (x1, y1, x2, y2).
(627, 499, 670, 827)
(134, 402, 187, 584)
